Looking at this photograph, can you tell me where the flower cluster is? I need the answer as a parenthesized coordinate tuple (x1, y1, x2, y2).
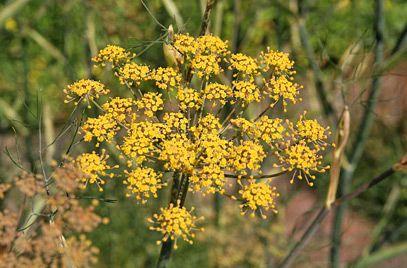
(74, 150, 116, 191)
(148, 202, 202, 249)
(63, 79, 110, 105)
(239, 180, 279, 218)
(92, 44, 134, 66)
(63, 34, 331, 249)
(124, 167, 166, 203)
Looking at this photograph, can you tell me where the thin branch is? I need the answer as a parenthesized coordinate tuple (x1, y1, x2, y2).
(330, 1, 385, 266)
(225, 170, 288, 179)
(278, 158, 403, 268)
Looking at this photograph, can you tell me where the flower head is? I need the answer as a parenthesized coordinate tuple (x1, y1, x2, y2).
(277, 141, 329, 186)
(74, 150, 116, 191)
(92, 45, 133, 66)
(239, 180, 279, 218)
(152, 67, 182, 90)
(124, 167, 166, 203)
(64, 79, 110, 105)
(118, 62, 150, 85)
(260, 48, 294, 74)
(149, 202, 202, 249)
(135, 92, 164, 118)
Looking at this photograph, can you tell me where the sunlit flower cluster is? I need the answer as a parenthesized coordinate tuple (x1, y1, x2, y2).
(63, 35, 331, 248)
(229, 53, 260, 77)
(260, 48, 295, 74)
(177, 87, 202, 110)
(151, 67, 182, 90)
(124, 167, 166, 203)
(135, 92, 164, 117)
(92, 44, 134, 66)
(74, 150, 116, 191)
(118, 62, 150, 85)
(203, 83, 232, 105)
(276, 141, 329, 186)
(64, 79, 110, 105)
(148, 202, 202, 249)
(239, 180, 279, 218)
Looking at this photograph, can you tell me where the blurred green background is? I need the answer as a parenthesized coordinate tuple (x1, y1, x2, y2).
(0, 0, 406, 267)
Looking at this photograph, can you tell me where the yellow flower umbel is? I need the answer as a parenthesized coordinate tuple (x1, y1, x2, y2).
(277, 141, 329, 186)
(294, 113, 331, 149)
(266, 75, 302, 112)
(232, 80, 261, 104)
(82, 114, 119, 147)
(92, 44, 133, 67)
(135, 92, 164, 118)
(118, 62, 150, 85)
(177, 87, 202, 111)
(151, 67, 182, 90)
(163, 112, 188, 134)
(64, 79, 110, 106)
(229, 141, 266, 175)
(203, 83, 232, 105)
(239, 180, 279, 219)
(158, 134, 196, 173)
(101, 97, 134, 123)
(148, 202, 202, 249)
(229, 53, 260, 77)
(124, 167, 166, 203)
(260, 48, 295, 75)
(63, 34, 331, 250)
(119, 121, 165, 165)
(74, 150, 116, 191)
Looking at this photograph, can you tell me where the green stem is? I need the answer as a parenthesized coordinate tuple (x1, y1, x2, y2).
(330, 1, 385, 267)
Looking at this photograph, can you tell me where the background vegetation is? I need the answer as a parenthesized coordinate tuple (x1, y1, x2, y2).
(0, 0, 406, 267)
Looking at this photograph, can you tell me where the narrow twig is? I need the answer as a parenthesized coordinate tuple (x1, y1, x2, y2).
(278, 158, 403, 268)
(330, 1, 385, 266)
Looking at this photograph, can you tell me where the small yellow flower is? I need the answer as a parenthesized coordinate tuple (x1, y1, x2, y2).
(190, 114, 221, 140)
(92, 45, 134, 66)
(119, 122, 165, 165)
(135, 92, 164, 118)
(265, 75, 302, 111)
(82, 114, 119, 147)
(254, 116, 285, 143)
(101, 97, 134, 123)
(295, 113, 330, 147)
(239, 180, 279, 218)
(232, 80, 261, 104)
(191, 135, 230, 194)
(276, 140, 329, 186)
(196, 35, 229, 56)
(124, 167, 166, 203)
(64, 79, 110, 105)
(229, 140, 266, 175)
(177, 87, 202, 110)
(191, 54, 222, 79)
(118, 62, 150, 85)
(148, 202, 202, 249)
(151, 67, 182, 90)
(173, 33, 197, 57)
(229, 53, 259, 77)
(74, 150, 116, 191)
(159, 134, 196, 173)
(203, 83, 232, 105)
(163, 112, 188, 134)
(260, 48, 294, 74)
